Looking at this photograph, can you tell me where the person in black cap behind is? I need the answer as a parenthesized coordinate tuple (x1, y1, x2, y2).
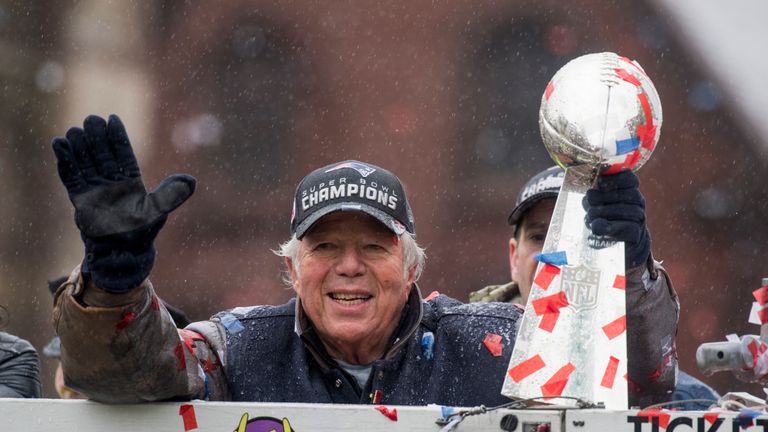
(50, 114, 675, 406)
(469, 166, 716, 409)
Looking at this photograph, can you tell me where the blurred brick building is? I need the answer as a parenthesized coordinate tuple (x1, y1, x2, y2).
(1, 0, 765, 397)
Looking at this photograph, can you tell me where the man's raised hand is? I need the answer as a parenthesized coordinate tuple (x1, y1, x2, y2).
(52, 114, 196, 293)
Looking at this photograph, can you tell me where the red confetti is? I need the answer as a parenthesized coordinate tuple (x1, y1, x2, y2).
(115, 311, 136, 332)
(749, 340, 768, 362)
(202, 358, 217, 373)
(533, 264, 561, 290)
(612, 275, 626, 290)
(759, 308, 768, 324)
(753, 286, 768, 305)
(603, 150, 641, 175)
(532, 291, 569, 332)
(508, 354, 546, 383)
(425, 291, 440, 301)
(619, 57, 648, 78)
(638, 93, 654, 125)
(662, 349, 675, 368)
(625, 150, 642, 168)
(600, 356, 620, 389)
(375, 406, 398, 421)
(615, 68, 641, 87)
(636, 408, 670, 429)
(538, 313, 559, 333)
(532, 291, 569, 314)
(603, 156, 632, 175)
(540, 362, 575, 397)
(174, 342, 186, 372)
(624, 373, 644, 395)
(182, 337, 195, 353)
(602, 162, 623, 176)
(637, 123, 657, 151)
(179, 329, 204, 354)
(649, 367, 661, 382)
(150, 295, 160, 311)
(372, 389, 383, 404)
(181, 329, 203, 341)
(545, 81, 555, 100)
(703, 412, 720, 424)
(649, 351, 674, 381)
(637, 94, 656, 151)
(602, 315, 627, 340)
(179, 404, 198, 431)
(483, 333, 503, 357)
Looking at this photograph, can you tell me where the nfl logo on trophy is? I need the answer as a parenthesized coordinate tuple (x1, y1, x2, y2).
(561, 265, 600, 312)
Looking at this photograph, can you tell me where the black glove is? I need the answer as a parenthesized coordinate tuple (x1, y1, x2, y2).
(584, 169, 650, 269)
(52, 114, 196, 293)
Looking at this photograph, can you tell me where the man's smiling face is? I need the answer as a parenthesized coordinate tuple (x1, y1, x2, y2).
(287, 211, 414, 364)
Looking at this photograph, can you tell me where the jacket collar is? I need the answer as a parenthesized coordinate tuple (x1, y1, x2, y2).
(294, 283, 424, 369)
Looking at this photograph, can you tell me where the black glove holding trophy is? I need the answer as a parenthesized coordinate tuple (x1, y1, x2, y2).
(502, 53, 662, 409)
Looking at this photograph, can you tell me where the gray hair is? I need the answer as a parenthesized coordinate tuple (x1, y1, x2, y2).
(275, 231, 426, 286)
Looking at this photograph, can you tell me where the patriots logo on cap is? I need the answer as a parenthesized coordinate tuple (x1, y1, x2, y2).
(325, 161, 376, 177)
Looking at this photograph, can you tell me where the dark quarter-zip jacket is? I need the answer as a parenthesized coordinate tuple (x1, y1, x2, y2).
(54, 264, 676, 407)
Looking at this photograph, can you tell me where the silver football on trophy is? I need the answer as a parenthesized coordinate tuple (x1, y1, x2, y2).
(539, 52, 662, 177)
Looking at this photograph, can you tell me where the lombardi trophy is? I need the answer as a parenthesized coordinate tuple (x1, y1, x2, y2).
(502, 52, 662, 409)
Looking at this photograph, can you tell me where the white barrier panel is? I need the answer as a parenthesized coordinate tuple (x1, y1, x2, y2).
(4, 399, 765, 431)
(566, 409, 768, 432)
(0, 399, 563, 432)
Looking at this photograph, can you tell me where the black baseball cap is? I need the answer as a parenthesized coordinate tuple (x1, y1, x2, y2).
(290, 160, 415, 239)
(507, 166, 564, 226)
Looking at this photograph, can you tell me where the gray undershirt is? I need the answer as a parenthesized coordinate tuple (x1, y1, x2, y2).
(335, 358, 373, 388)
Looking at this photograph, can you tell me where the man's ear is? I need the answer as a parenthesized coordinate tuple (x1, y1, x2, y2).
(509, 237, 519, 284)
(406, 265, 417, 287)
(286, 257, 300, 293)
